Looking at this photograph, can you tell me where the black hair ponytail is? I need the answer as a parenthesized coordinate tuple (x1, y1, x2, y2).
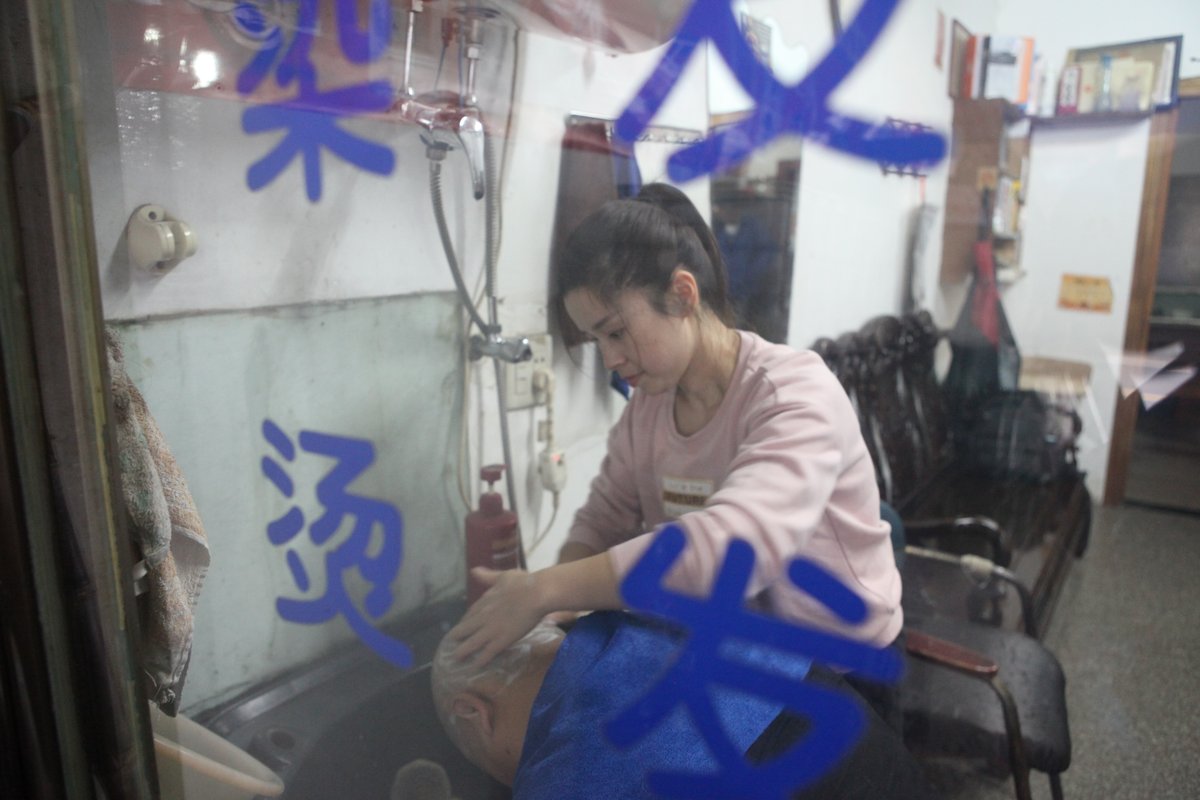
(555, 184, 734, 346)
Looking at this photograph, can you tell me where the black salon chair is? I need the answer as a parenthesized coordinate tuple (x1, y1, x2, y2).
(884, 504, 1071, 800)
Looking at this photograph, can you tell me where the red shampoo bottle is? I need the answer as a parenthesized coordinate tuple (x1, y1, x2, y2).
(465, 464, 520, 605)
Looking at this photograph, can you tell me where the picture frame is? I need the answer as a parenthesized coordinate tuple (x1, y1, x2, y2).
(1066, 35, 1184, 111)
(948, 20, 971, 99)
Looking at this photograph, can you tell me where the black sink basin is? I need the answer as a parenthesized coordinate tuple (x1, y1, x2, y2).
(194, 601, 509, 800)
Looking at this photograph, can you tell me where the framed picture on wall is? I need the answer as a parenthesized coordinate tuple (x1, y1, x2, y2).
(1066, 35, 1184, 112)
(948, 20, 972, 98)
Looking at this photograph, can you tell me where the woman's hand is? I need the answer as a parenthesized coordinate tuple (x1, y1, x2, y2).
(450, 567, 548, 666)
(542, 610, 583, 627)
(449, 554, 623, 666)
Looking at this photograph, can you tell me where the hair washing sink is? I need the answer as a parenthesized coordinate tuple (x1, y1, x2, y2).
(192, 601, 507, 800)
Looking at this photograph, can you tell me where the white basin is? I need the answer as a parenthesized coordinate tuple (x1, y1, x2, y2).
(149, 703, 284, 800)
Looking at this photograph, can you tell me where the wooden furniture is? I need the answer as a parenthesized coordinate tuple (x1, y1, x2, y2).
(811, 312, 1091, 636)
(1018, 357, 1092, 397)
(941, 98, 1029, 285)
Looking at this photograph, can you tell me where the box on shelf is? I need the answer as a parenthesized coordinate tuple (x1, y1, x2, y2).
(1057, 64, 1082, 114)
(963, 35, 987, 99)
(1077, 62, 1100, 113)
(960, 35, 1037, 108)
(1060, 36, 1181, 114)
(984, 36, 1036, 107)
(1111, 58, 1156, 111)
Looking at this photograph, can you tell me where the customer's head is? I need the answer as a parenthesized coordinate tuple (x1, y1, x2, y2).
(431, 622, 565, 785)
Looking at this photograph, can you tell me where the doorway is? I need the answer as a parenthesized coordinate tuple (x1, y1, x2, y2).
(1124, 95, 1200, 515)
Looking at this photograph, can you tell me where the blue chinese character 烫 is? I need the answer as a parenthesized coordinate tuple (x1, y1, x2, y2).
(234, 1, 396, 201)
(607, 524, 903, 799)
(260, 418, 411, 668)
(615, 0, 946, 181)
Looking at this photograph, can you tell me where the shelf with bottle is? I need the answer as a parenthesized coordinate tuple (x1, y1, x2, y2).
(940, 98, 1031, 285)
(1028, 110, 1155, 129)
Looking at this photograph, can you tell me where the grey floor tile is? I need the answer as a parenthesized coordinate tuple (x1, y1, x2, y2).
(924, 503, 1200, 799)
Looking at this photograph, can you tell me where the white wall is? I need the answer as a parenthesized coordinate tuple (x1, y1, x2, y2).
(1004, 119, 1153, 497)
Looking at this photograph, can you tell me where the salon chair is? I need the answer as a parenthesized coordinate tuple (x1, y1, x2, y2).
(812, 313, 1092, 637)
(883, 504, 1071, 800)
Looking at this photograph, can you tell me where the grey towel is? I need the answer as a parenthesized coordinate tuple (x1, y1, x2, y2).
(107, 328, 210, 715)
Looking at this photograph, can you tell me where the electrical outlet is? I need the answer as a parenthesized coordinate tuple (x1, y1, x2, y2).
(504, 333, 551, 410)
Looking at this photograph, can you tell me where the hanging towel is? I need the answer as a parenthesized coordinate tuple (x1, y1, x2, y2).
(106, 328, 210, 716)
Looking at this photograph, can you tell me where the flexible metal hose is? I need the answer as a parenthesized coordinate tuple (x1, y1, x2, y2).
(484, 129, 499, 304)
(428, 156, 491, 334)
(428, 138, 526, 568)
(483, 132, 525, 567)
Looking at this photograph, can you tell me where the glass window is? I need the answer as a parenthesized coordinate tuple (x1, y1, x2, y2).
(6, 1, 1198, 798)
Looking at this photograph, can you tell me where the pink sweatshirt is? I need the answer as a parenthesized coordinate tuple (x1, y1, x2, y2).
(566, 330, 903, 647)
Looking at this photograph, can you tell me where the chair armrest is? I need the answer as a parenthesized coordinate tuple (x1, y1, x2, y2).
(903, 515, 1012, 566)
(904, 626, 1035, 799)
(905, 629, 998, 677)
(905, 546, 1038, 638)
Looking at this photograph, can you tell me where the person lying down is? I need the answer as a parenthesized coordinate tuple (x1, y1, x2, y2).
(431, 611, 934, 799)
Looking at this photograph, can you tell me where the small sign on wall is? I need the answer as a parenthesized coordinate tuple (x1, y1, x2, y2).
(1058, 274, 1114, 312)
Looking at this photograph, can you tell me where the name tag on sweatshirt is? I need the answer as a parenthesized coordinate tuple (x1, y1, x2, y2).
(661, 476, 714, 519)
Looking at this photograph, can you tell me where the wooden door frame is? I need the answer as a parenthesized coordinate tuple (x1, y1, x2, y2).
(1102, 106, 1182, 504)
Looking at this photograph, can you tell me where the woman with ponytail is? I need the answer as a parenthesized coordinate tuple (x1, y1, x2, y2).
(450, 184, 902, 723)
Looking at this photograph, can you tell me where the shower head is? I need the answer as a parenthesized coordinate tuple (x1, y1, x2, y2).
(402, 90, 486, 200)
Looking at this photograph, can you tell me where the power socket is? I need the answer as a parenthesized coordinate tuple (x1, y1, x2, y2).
(504, 333, 551, 410)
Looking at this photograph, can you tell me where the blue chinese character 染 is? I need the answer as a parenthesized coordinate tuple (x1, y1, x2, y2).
(234, 1, 396, 201)
(260, 418, 411, 668)
(615, 0, 946, 181)
(607, 525, 903, 799)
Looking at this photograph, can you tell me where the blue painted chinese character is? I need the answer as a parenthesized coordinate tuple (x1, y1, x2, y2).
(615, 0, 947, 181)
(607, 525, 902, 799)
(261, 418, 411, 668)
(234, 1, 396, 201)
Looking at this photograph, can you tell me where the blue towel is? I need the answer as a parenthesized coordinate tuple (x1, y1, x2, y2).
(511, 611, 811, 800)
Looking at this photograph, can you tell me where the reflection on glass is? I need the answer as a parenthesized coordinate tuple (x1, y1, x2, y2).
(709, 125, 799, 344)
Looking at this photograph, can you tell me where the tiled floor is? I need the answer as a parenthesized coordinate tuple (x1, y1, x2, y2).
(924, 499, 1200, 799)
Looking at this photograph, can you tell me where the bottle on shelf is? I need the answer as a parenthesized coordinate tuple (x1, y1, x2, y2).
(1095, 55, 1115, 113)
